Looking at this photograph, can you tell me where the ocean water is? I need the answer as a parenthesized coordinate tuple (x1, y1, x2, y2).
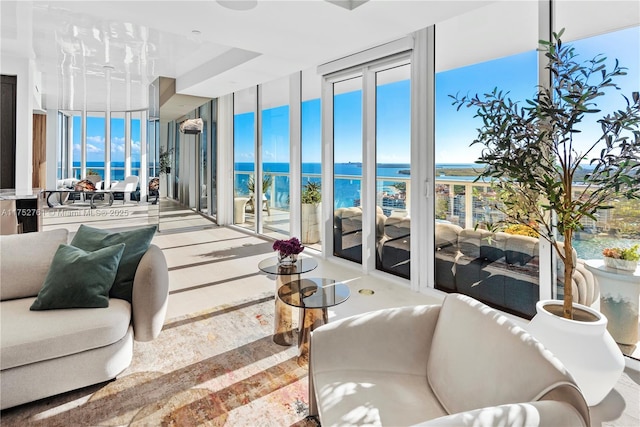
(72, 162, 142, 181)
(234, 162, 420, 208)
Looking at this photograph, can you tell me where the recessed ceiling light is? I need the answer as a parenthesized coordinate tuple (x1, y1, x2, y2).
(191, 30, 201, 36)
(217, 1, 257, 11)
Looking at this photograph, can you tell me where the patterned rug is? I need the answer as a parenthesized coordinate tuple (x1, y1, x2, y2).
(1, 293, 319, 426)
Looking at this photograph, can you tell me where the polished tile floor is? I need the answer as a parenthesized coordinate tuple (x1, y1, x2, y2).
(40, 198, 639, 426)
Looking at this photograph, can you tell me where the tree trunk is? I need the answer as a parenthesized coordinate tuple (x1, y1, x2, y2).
(563, 229, 575, 319)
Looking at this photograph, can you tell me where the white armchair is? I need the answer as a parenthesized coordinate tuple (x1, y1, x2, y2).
(110, 175, 139, 203)
(309, 293, 590, 427)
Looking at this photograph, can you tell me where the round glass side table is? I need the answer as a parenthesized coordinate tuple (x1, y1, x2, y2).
(278, 277, 350, 365)
(258, 256, 318, 346)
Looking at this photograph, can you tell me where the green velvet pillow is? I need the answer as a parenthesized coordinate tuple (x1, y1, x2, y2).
(70, 224, 157, 301)
(30, 243, 126, 310)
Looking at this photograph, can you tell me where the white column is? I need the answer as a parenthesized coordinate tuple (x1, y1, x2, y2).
(362, 66, 376, 274)
(217, 94, 234, 225)
(411, 26, 436, 292)
(538, 0, 555, 301)
(289, 72, 302, 239)
(104, 69, 111, 186)
(320, 75, 334, 260)
(255, 85, 263, 235)
(140, 111, 148, 201)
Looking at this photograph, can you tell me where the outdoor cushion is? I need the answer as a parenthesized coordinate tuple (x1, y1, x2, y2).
(70, 224, 157, 301)
(30, 243, 125, 310)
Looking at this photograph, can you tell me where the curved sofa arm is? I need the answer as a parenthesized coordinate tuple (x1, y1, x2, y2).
(311, 304, 441, 376)
(413, 401, 587, 427)
(131, 244, 169, 342)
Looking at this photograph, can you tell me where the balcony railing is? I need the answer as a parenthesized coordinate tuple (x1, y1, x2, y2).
(234, 171, 639, 257)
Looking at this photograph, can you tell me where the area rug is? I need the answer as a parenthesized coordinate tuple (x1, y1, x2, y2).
(1, 293, 319, 426)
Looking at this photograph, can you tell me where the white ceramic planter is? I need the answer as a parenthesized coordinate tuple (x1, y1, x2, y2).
(527, 300, 625, 406)
(603, 256, 638, 272)
(301, 203, 321, 244)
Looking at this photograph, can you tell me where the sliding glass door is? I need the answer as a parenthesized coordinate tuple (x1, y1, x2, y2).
(329, 56, 412, 277)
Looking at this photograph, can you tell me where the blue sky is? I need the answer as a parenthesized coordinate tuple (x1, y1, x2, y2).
(234, 27, 638, 166)
(73, 115, 141, 163)
(75, 26, 638, 169)
(437, 26, 640, 164)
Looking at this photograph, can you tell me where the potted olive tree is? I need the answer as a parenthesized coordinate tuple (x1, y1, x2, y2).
(301, 181, 321, 244)
(452, 29, 640, 405)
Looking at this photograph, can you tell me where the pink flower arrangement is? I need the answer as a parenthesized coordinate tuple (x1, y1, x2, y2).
(273, 237, 304, 257)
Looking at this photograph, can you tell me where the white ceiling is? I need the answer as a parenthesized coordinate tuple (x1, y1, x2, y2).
(4, 0, 636, 119)
(0, 0, 493, 115)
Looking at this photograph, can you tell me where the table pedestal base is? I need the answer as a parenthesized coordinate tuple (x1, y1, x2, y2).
(297, 307, 328, 366)
(273, 275, 294, 346)
(273, 298, 295, 346)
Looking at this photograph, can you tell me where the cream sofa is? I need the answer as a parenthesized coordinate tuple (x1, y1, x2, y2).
(309, 293, 590, 427)
(0, 229, 169, 409)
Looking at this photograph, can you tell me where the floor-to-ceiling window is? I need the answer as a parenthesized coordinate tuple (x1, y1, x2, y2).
(173, 122, 180, 199)
(59, 108, 147, 201)
(57, 112, 69, 179)
(332, 75, 363, 263)
(110, 112, 125, 181)
(434, 1, 539, 318)
(261, 76, 290, 238)
(69, 112, 82, 178)
(376, 63, 411, 278)
(199, 102, 210, 213)
(234, 86, 257, 229)
(555, 2, 640, 349)
(301, 69, 322, 250)
(130, 111, 143, 178)
(86, 112, 106, 180)
(328, 53, 412, 274)
(210, 100, 218, 218)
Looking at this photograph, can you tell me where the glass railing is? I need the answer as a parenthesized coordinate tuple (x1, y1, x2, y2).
(234, 169, 638, 258)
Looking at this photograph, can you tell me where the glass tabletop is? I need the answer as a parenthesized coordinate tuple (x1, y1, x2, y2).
(258, 256, 318, 275)
(278, 278, 350, 309)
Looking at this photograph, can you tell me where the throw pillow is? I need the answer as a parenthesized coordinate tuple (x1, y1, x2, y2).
(74, 179, 96, 192)
(70, 224, 157, 301)
(30, 243, 125, 310)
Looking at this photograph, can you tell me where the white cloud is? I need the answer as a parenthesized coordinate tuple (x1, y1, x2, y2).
(263, 150, 275, 161)
(131, 140, 140, 153)
(87, 135, 104, 144)
(86, 144, 102, 153)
